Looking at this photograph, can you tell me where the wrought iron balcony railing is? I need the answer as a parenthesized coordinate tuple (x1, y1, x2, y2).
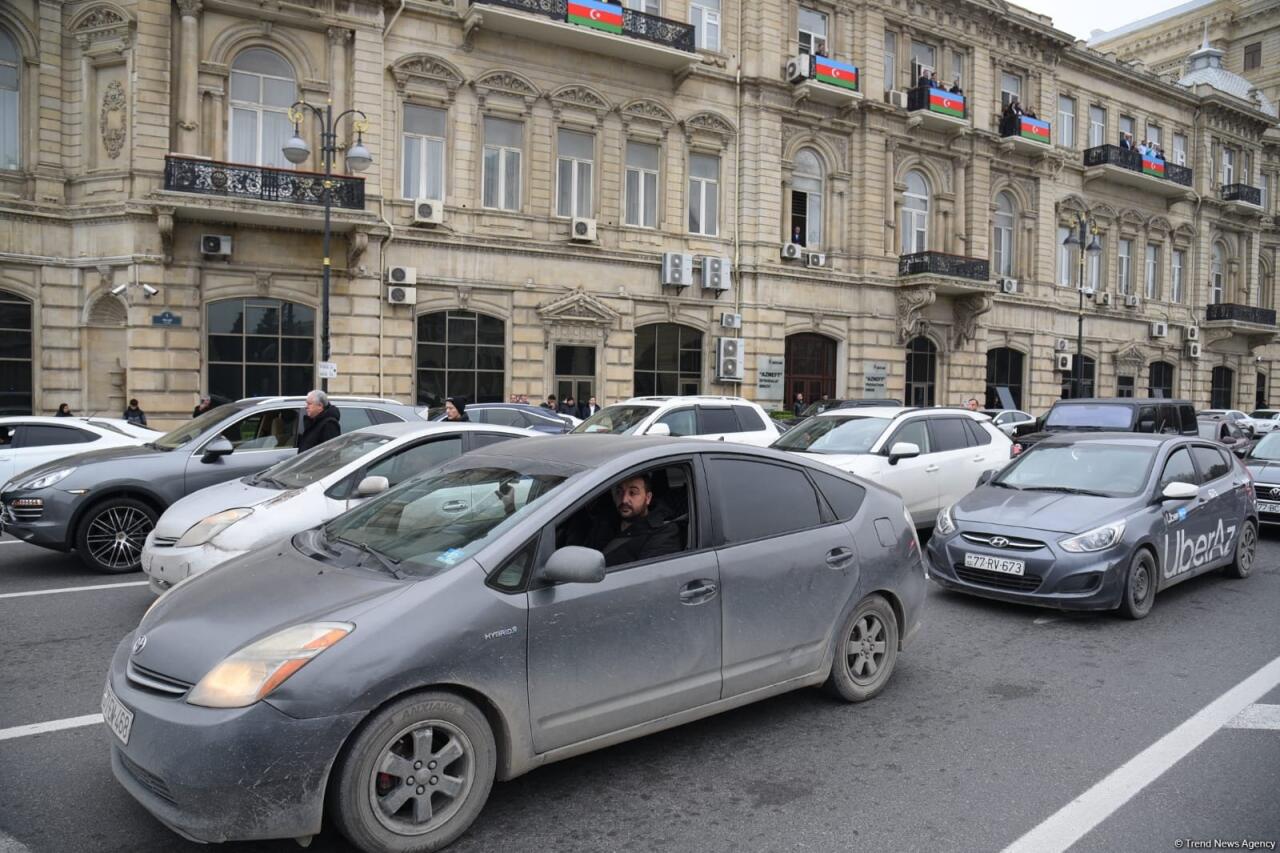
(471, 0, 695, 52)
(1205, 302, 1277, 327)
(1221, 183, 1262, 205)
(1083, 145, 1193, 187)
(898, 251, 989, 282)
(163, 156, 366, 210)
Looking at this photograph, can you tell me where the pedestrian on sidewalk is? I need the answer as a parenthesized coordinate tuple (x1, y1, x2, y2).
(123, 399, 148, 427)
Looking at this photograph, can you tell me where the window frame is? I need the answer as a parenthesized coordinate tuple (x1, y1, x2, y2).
(1089, 105, 1106, 148)
(401, 103, 447, 202)
(481, 115, 523, 212)
(1144, 242, 1160, 301)
(791, 148, 824, 249)
(1171, 248, 1185, 303)
(689, 0, 722, 51)
(0, 27, 19, 172)
(999, 71, 1022, 110)
(1118, 238, 1133, 295)
(1244, 42, 1261, 72)
(901, 171, 929, 254)
(555, 128, 595, 220)
(687, 152, 720, 237)
(706, 454, 833, 548)
(993, 192, 1015, 277)
(1057, 95, 1075, 149)
(227, 49, 298, 169)
(624, 139, 660, 229)
(796, 7, 829, 56)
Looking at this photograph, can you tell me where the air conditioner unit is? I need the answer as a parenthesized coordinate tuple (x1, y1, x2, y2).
(1186, 325, 1200, 341)
(785, 54, 811, 84)
(716, 337, 746, 382)
(1150, 321, 1168, 338)
(571, 217, 597, 242)
(1098, 292, 1113, 307)
(1055, 338, 1070, 352)
(387, 266, 417, 286)
(999, 277, 1019, 294)
(781, 242, 802, 260)
(661, 252, 693, 287)
(412, 198, 443, 226)
(200, 235, 232, 256)
(1125, 294, 1141, 308)
(1056, 353, 1073, 372)
(386, 285, 417, 305)
(805, 252, 826, 268)
(702, 256, 732, 292)
(1186, 341, 1202, 359)
(885, 89, 908, 109)
(720, 312, 742, 329)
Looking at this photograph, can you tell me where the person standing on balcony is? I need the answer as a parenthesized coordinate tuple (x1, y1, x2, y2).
(1120, 132, 1135, 150)
(949, 79, 964, 96)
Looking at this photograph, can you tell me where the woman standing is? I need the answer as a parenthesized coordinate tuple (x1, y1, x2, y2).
(123, 398, 148, 427)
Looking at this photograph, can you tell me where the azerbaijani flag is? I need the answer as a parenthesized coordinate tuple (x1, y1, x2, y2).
(567, 0, 623, 34)
(928, 87, 964, 118)
(814, 56, 858, 91)
(1019, 116, 1050, 143)
(1142, 155, 1166, 177)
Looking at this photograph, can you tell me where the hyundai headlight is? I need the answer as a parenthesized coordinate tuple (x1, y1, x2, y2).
(935, 504, 957, 536)
(14, 467, 75, 490)
(187, 622, 353, 708)
(176, 508, 253, 548)
(1059, 520, 1126, 553)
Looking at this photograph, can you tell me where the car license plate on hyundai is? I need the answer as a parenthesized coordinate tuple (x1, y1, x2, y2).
(964, 553, 1025, 576)
(102, 684, 133, 745)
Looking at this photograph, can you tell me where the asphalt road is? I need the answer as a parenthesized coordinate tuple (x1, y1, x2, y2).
(1, 532, 1277, 853)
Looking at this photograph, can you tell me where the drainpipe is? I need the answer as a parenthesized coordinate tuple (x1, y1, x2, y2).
(383, 0, 406, 38)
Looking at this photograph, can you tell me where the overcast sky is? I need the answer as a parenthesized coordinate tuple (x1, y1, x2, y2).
(1010, 0, 1193, 42)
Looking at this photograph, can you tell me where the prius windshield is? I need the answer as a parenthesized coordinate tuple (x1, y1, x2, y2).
(152, 405, 242, 450)
(572, 405, 657, 435)
(772, 416, 891, 454)
(995, 443, 1156, 496)
(253, 432, 392, 489)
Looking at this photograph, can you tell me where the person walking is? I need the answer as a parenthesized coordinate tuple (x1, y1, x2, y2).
(123, 398, 148, 427)
(55, 403, 73, 417)
(192, 396, 213, 418)
(297, 390, 341, 453)
(541, 394, 558, 411)
(793, 393, 806, 418)
(443, 397, 470, 422)
(966, 398, 980, 411)
(583, 396, 601, 417)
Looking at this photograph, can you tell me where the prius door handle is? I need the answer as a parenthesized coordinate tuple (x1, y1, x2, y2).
(679, 580, 718, 603)
(826, 547, 854, 568)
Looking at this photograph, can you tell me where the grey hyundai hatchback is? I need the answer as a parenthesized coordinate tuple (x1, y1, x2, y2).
(105, 436, 925, 851)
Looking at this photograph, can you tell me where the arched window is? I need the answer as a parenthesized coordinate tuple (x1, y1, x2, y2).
(229, 49, 297, 168)
(416, 310, 506, 407)
(0, 28, 18, 170)
(790, 148, 824, 248)
(1211, 366, 1234, 409)
(993, 192, 1016, 277)
(0, 289, 32, 414)
(1061, 355, 1095, 399)
(1211, 243, 1226, 304)
(901, 170, 930, 254)
(635, 324, 702, 396)
(905, 336, 937, 406)
(985, 347, 1024, 409)
(1148, 361, 1174, 399)
(207, 298, 315, 402)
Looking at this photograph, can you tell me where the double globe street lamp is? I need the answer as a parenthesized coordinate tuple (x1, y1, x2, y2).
(1062, 215, 1103, 399)
(282, 102, 374, 392)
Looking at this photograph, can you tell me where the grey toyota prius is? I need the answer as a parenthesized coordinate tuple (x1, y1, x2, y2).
(926, 433, 1257, 619)
(105, 436, 925, 851)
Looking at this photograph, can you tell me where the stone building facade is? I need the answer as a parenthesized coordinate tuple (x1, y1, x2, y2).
(1, 0, 1278, 428)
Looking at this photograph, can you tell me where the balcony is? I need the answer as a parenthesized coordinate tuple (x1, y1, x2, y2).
(465, 0, 695, 71)
(905, 86, 969, 132)
(1082, 146, 1193, 199)
(788, 54, 863, 108)
(998, 114, 1051, 154)
(899, 251, 990, 293)
(1221, 183, 1263, 213)
(1204, 302, 1279, 348)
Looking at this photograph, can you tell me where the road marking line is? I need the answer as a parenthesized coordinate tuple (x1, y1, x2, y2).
(1002, 654, 1280, 853)
(0, 581, 148, 600)
(0, 540, 23, 545)
(0, 714, 102, 742)
(1224, 703, 1280, 731)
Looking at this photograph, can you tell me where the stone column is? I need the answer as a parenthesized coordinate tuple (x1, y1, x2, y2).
(176, 0, 203, 154)
(328, 28, 352, 153)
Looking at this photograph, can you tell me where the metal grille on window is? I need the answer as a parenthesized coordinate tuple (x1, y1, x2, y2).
(416, 311, 505, 407)
(207, 298, 315, 403)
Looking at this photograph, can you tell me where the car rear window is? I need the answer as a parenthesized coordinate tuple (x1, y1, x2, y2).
(1045, 404, 1134, 429)
(699, 407, 740, 434)
(1192, 445, 1231, 482)
(709, 458, 824, 543)
(22, 425, 96, 447)
(929, 418, 972, 452)
(809, 470, 866, 521)
(732, 405, 766, 432)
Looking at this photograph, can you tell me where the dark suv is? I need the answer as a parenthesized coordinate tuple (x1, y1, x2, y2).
(0, 396, 423, 573)
(1012, 398, 1198, 453)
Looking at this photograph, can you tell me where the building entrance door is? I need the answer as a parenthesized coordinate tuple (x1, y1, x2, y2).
(555, 345, 596, 414)
(785, 334, 836, 407)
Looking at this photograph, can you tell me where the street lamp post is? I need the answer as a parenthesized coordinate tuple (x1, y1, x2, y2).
(282, 102, 373, 392)
(1062, 216, 1103, 398)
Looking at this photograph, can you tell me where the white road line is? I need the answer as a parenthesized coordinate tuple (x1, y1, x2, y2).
(1002, 654, 1280, 853)
(0, 581, 148, 600)
(1225, 703, 1280, 731)
(0, 539, 23, 545)
(0, 714, 102, 742)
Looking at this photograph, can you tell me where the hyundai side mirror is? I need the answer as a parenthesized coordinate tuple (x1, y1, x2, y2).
(200, 436, 234, 463)
(646, 423, 672, 437)
(539, 546, 607, 585)
(976, 469, 997, 486)
(887, 442, 921, 465)
(355, 475, 389, 497)
(1160, 481, 1198, 502)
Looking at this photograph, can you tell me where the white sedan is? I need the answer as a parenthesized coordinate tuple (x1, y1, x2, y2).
(141, 421, 534, 593)
(0, 416, 162, 487)
(771, 406, 1013, 526)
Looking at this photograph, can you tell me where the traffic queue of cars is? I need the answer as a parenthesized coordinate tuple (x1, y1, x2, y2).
(0, 391, 1264, 853)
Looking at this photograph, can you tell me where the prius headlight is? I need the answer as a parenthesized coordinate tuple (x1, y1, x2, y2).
(1059, 520, 1126, 553)
(187, 622, 353, 708)
(176, 508, 253, 548)
(14, 467, 75, 490)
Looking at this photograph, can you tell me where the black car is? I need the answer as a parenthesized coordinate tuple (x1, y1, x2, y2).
(1012, 398, 1198, 453)
(1244, 432, 1280, 525)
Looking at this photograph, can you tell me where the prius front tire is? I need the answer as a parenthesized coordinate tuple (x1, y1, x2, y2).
(825, 594, 899, 702)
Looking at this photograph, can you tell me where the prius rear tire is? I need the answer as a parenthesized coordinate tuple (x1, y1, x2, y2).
(1117, 549, 1157, 620)
(825, 594, 899, 703)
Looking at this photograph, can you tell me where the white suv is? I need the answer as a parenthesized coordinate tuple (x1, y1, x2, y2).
(772, 407, 1013, 526)
(572, 395, 780, 447)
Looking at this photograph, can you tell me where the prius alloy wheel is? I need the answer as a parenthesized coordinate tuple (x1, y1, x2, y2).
(825, 594, 899, 702)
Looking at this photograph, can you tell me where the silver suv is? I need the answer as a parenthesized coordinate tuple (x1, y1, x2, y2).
(0, 396, 422, 573)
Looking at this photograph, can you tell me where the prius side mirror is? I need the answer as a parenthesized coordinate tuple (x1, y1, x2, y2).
(1160, 481, 1198, 502)
(887, 442, 920, 465)
(539, 546, 606, 585)
(200, 436, 234, 463)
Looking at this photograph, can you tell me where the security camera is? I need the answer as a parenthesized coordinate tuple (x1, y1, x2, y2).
(109, 283, 127, 296)
(141, 284, 159, 297)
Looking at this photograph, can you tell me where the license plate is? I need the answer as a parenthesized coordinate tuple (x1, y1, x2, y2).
(964, 553, 1026, 576)
(1258, 501, 1280, 514)
(102, 684, 134, 745)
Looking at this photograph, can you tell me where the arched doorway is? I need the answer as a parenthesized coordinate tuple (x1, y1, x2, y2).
(416, 310, 506, 407)
(785, 333, 836, 407)
(0, 289, 32, 414)
(207, 297, 316, 404)
(905, 336, 937, 407)
(1211, 366, 1234, 409)
(985, 347, 1024, 409)
(1061, 355, 1096, 399)
(634, 323, 703, 396)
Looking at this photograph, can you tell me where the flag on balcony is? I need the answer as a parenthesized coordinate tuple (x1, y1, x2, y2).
(1019, 116, 1050, 142)
(567, 0, 624, 34)
(929, 88, 964, 118)
(813, 57, 858, 91)
(1142, 155, 1166, 177)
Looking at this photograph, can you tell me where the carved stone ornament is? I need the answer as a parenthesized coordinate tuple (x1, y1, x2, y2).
(952, 294, 993, 350)
(680, 111, 735, 145)
(254, 272, 272, 295)
(155, 206, 175, 264)
(100, 81, 127, 160)
(71, 4, 134, 49)
(551, 86, 611, 116)
(537, 287, 621, 331)
(621, 99, 676, 128)
(390, 55, 464, 99)
(1114, 342, 1148, 374)
(472, 71, 539, 105)
(175, 0, 203, 16)
(457, 286, 472, 310)
(897, 286, 936, 344)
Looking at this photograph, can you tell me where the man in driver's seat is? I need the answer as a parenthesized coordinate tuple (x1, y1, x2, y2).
(589, 474, 682, 567)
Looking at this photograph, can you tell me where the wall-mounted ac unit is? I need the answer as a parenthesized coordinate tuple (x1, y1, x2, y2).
(1150, 321, 1168, 338)
(999, 277, 1019, 294)
(201, 235, 232, 257)
(1055, 338, 1070, 352)
(412, 198, 443, 226)
(885, 89, 908, 109)
(716, 337, 745, 382)
(1186, 341, 1202, 359)
(720, 312, 742, 329)
(785, 54, 811, 83)
(386, 285, 417, 305)
(1056, 353, 1073, 372)
(702, 256, 731, 292)
(1186, 325, 1200, 341)
(1125, 294, 1141, 308)
(781, 242, 802, 260)
(571, 217, 597, 242)
(387, 266, 417, 286)
(661, 252, 693, 287)
(1098, 292, 1113, 306)
(805, 252, 826, 268)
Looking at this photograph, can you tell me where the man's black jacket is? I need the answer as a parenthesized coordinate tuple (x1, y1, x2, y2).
(297, 404, 341, 453)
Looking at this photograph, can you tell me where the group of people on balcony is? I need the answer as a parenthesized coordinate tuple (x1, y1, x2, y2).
(1120, 132, 1166, 160)
(916, 70, 964, 96)
(1003, 96, 1039, 120)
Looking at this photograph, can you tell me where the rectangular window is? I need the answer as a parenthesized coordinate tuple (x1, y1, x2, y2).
(1263, 173, 1271, 212)
(1058, 96, 1075, 148)
(1244, 42, 1261, 71)
(688, 152, 719, 236)
(1242, 150, 1252, 183)
(1173, 132, 1187, 165)
(624, 141, 659, 229)
(1223, 147, 1235, 184)
(1000, 72, 1022, 109)
(1145, 243, 1160, 300)
(402, 104, 447, 201)
(911, 41, 936, 83)
(625, 0, 660, 13)
(1089, 105, 1106, 148)
(1057, 225, 1073, 287)
(0, 59, 16, 170)
(883, 31, 897, 90)
(797, 8, 828, 55)
(556, 129, 594, 219)
(951, 52, 964, 89)
(1172, 249, 1185, 303)
(1147, 123, 1161, 149)
(482, 116, 522, 211)
(1118, 238, 1133, 295)
(690, 0, 720, 51)
(1120, 115, 1135, 144)
(1117, 376, 1135, 398)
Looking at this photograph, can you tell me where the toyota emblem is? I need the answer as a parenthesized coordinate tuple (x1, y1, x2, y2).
(988, 536, 1010, 549)
(131, 634, 147, 655)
